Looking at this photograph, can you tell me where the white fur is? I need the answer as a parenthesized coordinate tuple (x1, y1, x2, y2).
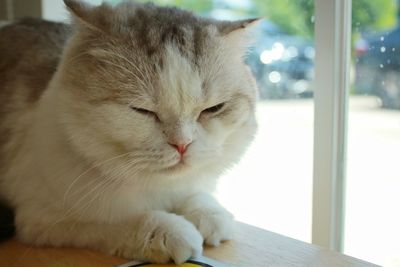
(0, 16, 258, 265)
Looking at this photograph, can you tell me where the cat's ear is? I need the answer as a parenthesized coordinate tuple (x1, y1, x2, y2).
(218, 18, 262, 36)
(64, 0, 113, 33)
(218, 18, 263, 50)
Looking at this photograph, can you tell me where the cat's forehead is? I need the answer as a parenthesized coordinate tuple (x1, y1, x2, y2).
(122, 4, 217, 65)
(146, 45, 203, 118)
(68, 0, 258, 72)
(83, 31, 224, 112)
(127, 43, 227, 119)
(68, 2, 257, 113)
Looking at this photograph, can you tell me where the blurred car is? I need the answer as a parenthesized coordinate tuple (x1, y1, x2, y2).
(245, 21, 315, 99)
(355, 26, 400, 109)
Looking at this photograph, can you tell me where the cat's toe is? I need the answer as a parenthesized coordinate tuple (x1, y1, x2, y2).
(186, 209, 234, 247)
(141, 213, 203, 264)
(159, 221, 203, 264)
(111, 213, 203, 264)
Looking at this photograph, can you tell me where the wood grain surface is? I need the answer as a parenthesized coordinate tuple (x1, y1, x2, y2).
(0, 222, 379, 267)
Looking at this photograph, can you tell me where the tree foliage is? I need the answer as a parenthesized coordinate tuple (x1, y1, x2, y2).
(352, 0, 397, 32)
(251, 0, 313, 37)
(111, 0, 397, 38)
(252, 0, 397, 38)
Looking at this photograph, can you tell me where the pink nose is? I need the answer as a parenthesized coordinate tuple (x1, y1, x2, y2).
(169, 142, 191, 155)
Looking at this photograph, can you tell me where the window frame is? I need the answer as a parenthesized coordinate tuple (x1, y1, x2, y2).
(312, 0, 352, 252)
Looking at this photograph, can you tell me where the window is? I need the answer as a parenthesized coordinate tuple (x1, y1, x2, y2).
(345, 1, 400, 265)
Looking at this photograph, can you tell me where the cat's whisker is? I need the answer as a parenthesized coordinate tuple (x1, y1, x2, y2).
(78, 162, 144, 224)
(66, 157, 149, 215)
(73, 178, 117, 221)
(95, 62, 146, 91)
(38, 159, 137, 236)
(63, 50, 90, 65)
(27, 177, 117, 250)
(99, 59, 149, 89)
(102, 49, 153, 87)
(65, 177, 100, 204)
(62, 151, 133, 207)
(28, 198, 99, 246)
(66, 162, 146, 226)
(65, 178, 112, 218)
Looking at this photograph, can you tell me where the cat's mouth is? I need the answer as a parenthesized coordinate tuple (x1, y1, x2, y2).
(164, 160, 190, 173)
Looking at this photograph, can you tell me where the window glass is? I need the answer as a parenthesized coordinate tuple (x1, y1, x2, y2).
(347, 1, 400, 266)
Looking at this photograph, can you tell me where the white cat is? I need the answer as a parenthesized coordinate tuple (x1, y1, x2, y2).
(0, 0, 258, 263)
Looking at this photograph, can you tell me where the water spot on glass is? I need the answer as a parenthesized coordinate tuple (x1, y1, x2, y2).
(392, 48, 396, 52)
(387, 59, 391, 64)
(382, 81, 385, 86)
(380, 36, 385, 41)
(380, 64, 384, 68)
(310, 15, 315, 23)
(380, 46, 386, 53)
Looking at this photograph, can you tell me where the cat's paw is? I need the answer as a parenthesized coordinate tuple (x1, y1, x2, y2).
(185, 207, 234, 247)
(179, 194, 234, 247)
(114, 212, 203, 264)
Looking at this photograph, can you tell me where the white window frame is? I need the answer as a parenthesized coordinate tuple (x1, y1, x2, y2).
(312, 0, 352, 252)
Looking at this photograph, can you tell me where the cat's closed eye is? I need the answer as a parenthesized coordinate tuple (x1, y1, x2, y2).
(130, 106, 160, 121)
(201, 103, 225, 115)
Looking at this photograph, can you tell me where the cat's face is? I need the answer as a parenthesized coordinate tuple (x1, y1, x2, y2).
(56, 1, 258, 180)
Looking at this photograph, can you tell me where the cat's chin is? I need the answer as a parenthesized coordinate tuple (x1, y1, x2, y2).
(160, 161, 198, 174)
(163, 161, 191, 173)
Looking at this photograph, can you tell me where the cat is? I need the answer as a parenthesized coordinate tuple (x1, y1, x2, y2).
(0, 0, 258, 264)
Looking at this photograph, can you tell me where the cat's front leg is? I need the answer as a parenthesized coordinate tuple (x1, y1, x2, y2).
(16, 210, 202, 264)
(177, 193, 234, 246)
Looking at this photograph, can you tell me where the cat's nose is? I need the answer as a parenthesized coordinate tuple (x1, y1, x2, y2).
(168, 141, 192, 155)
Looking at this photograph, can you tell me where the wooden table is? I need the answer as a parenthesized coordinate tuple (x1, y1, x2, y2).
(0, 222, 379, 267)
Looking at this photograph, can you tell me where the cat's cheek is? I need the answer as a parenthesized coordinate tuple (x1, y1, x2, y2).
(197, 119, 228, 144)
(185, 137, 216, 155)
